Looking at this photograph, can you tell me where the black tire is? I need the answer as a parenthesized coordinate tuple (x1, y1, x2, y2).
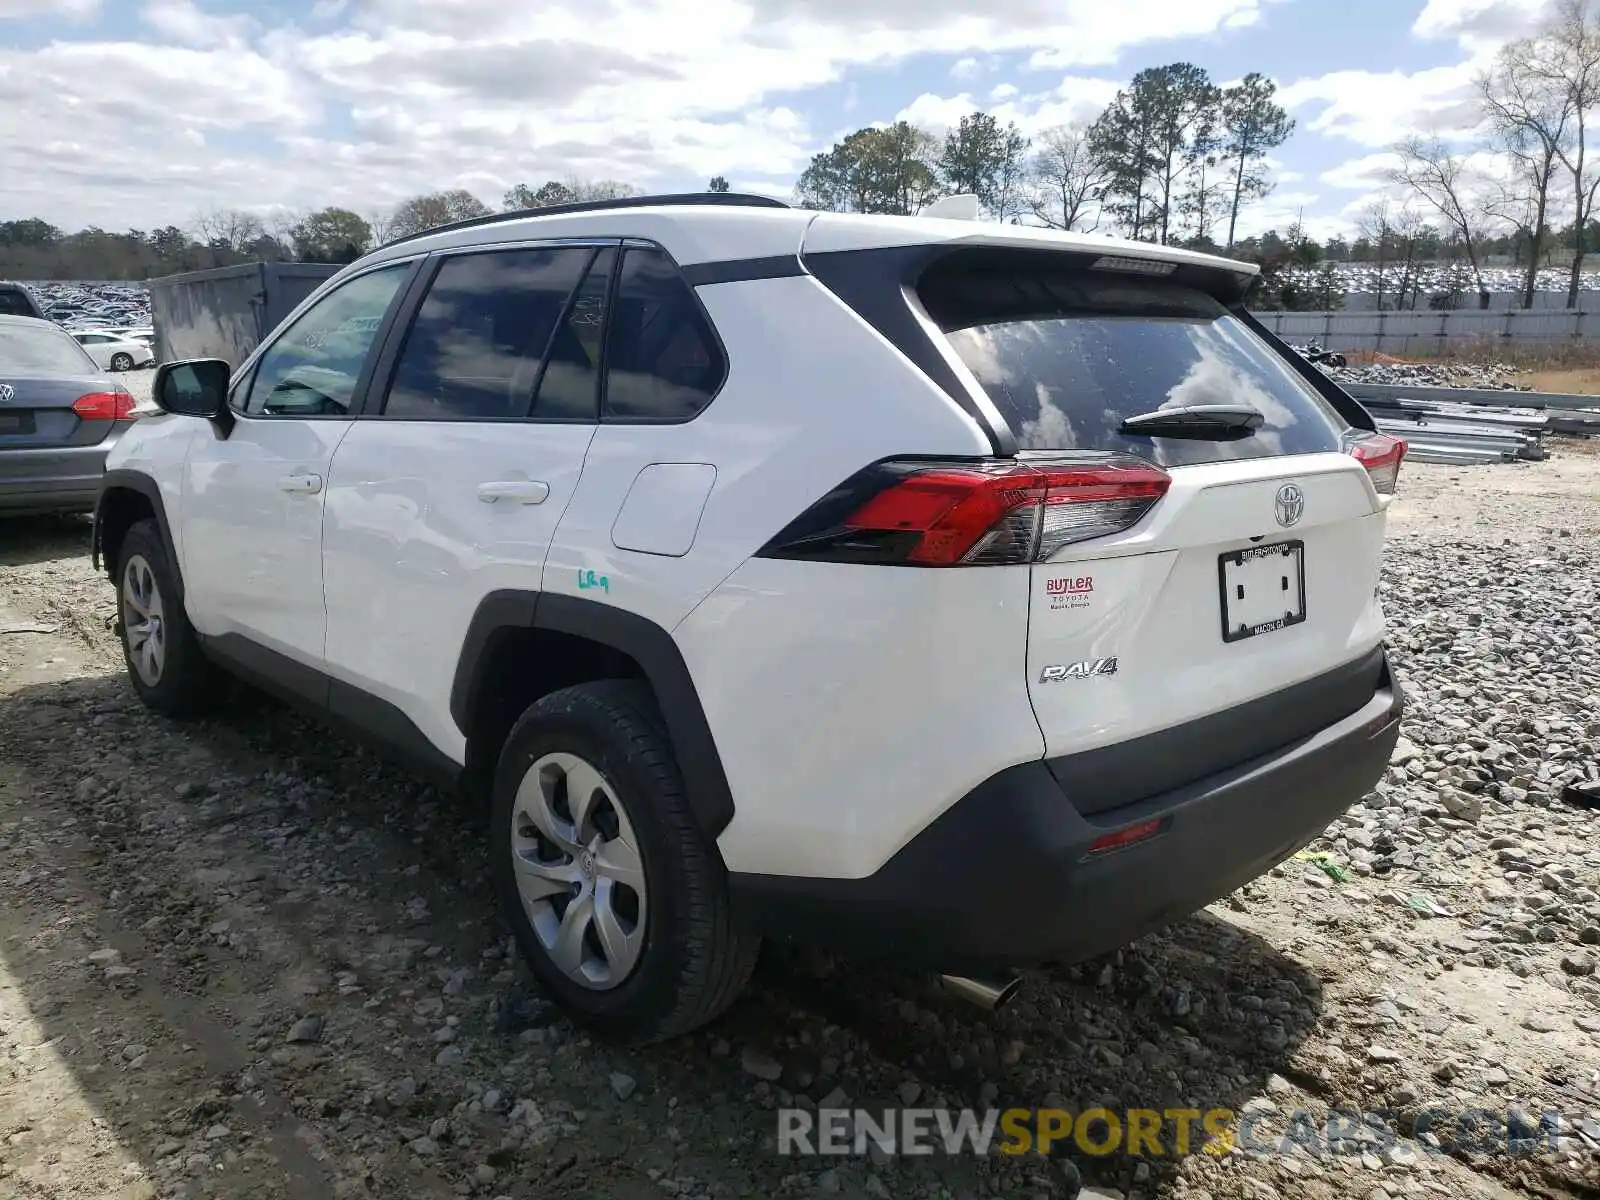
(110, 353, 133, 372)
(491, 680, 759, 1043)
(115, 519, 221, 718)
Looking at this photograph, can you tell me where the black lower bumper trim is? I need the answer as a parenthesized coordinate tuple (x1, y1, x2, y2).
(730, 649, 1403, 971)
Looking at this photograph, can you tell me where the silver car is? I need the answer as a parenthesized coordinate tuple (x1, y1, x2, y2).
(0, 315, 138, 515)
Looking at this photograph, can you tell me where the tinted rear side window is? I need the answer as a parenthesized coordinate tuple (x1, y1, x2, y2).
(920, 258, 1349, 466)
(384, 247, 592, 421)
(603, 247, 725, 422)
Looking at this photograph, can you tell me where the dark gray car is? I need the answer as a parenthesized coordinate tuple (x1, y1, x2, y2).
(0, 314, 138, 515)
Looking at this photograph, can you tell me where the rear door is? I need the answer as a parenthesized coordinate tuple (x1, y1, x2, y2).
(320, 241, 612, 760)
(921, 253, 1390, 809)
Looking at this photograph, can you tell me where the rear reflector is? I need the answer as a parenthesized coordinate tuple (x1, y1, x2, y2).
(1345, 431, 1406, 495)
(73, 390, 137, 421)
(759, 456, 1171, 566)
(1087, 817, 1167, 856)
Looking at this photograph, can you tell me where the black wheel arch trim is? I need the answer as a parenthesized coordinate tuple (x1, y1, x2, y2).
(94, 469, 184, 600)
(451, 590, 736, 838)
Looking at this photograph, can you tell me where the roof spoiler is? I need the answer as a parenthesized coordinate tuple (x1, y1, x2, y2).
(917, 194, 981, 221)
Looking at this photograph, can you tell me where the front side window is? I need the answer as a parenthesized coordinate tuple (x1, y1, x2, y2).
(240, 263, 409, 418)
(603, 247, 725, 422)
(382, 246, 594, 421)
(921, 255, 1350, 467)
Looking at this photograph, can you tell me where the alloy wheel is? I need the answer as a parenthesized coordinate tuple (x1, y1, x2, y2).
(510, 751, 648, 990)
(122, 553, 166, 687)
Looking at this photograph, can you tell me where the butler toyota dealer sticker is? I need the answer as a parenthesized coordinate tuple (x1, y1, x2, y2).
(1045, 574, 1094, 612)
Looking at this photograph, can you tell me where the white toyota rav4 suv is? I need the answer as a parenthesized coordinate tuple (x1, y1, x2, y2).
(94, 193, 1405, 1042)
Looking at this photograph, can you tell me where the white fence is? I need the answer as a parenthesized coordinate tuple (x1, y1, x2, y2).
(1251, 308, 1600, 353)
(1334, 291, 1600, 312)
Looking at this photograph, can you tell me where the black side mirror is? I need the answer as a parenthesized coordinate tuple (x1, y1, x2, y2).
(153, 359, 234, 435)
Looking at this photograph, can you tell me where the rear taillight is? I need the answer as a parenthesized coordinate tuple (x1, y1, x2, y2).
(72, 390, 137, 421)
(1346, 431, 1406, 495)
(759, 456, 1171, 566)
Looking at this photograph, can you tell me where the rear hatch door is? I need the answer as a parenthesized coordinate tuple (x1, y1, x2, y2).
(922, 251, 1390, 813)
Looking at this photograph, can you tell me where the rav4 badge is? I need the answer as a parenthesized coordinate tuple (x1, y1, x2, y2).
(1040, 658, 1119, 683)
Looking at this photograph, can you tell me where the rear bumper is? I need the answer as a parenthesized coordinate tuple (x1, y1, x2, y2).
(0, 432, 124, 514)
(730, 647, 1403, 971)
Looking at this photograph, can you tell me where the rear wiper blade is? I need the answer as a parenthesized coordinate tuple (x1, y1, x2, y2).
(1119, 403, 1265, 438)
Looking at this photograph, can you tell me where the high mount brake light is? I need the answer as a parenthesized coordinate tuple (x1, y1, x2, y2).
(72, 390, 137, 421)
(759, 457, 1171, 566)
(1345, 432, 1406, 495)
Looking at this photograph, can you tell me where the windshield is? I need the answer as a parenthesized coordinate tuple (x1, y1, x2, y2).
(0, 322, 99, 375)
(921, 260, 1349, 467)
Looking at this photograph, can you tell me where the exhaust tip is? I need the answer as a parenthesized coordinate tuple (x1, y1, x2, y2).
(938, 973, 1023, 1012)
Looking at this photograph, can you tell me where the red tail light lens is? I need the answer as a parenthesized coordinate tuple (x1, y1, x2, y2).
(1086, 817, 1168, 856)
(760, 457, 1171, 566)
(72, 390, 137, 421)
(1346, 432, 1406, 495)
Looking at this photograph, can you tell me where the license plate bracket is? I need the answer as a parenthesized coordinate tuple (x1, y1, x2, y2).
(1219, 540, 1306, 644)
(0, 411, 32, 434)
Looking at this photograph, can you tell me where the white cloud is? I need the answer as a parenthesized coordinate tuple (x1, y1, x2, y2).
(0, 0, 1504, 242)
(0, 0, 97, 15)
(1278, 64, 1486, 147)
(1413, 0, 1553, 47)
(142, 0, 254, 45)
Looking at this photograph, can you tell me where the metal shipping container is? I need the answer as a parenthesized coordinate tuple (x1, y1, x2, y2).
(148, 261, 340, 370)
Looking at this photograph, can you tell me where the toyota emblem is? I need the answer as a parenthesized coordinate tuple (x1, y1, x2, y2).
(0, 383, 12, 403)
(1275, 483, 1304, 528)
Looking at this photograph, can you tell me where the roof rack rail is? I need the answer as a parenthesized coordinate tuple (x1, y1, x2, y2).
(379, 191, 791, 250)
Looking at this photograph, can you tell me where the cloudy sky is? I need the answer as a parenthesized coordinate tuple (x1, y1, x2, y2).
(0, 0, 1556, 238)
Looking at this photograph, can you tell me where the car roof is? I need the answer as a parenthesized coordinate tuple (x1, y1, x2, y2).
(353, 195, 1257, 283)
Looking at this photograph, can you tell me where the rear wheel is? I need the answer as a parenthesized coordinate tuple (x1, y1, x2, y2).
(491, 681, 758, 1043)
(116, 519, 220, 717)
(109, 352, 133, 372)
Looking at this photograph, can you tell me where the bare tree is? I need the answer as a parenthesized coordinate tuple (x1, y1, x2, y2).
(1027, 122, 1106, 230)
(192, 207, 265, 254)
(1481, 35, 1576, 306)
(1392, 205, 1434, 310)
(366, 208, 397, 246)
(1388, 135, 1489, 300)
(1518, 0, 1600, 306)
(1356, 198, 1396, 310)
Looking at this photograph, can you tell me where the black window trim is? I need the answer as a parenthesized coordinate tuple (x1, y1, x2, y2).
(229, 257, 424, 424)
(599, 237, 731, 427)
(355, 235, 731, 428)
(358, 237, 622, 425)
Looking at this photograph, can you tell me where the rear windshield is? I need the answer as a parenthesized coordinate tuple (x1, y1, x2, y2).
(0, 322, 98, 374)
(0, 287, 40, 318)
(920, 259, 1349, 466)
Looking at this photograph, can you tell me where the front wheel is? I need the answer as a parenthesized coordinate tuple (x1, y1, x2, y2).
(491, 681, 759, 1043)
(116, 519, 221, 717)
(109, 353, 133, 372)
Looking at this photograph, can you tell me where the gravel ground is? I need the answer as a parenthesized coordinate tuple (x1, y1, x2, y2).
(2, 447, 1599, 1200)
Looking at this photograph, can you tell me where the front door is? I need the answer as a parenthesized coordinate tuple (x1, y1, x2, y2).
(180, 262, 414, 668)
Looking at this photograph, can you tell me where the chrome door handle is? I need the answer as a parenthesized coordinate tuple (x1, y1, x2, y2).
(477, 480, 550, 505)
(279, 473, 323, 495)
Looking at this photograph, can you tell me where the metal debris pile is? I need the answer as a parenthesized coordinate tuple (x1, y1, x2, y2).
(1325, 360, 1531, 391)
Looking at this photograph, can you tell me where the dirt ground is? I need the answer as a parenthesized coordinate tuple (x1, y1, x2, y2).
(2, 447, 1599, 1200)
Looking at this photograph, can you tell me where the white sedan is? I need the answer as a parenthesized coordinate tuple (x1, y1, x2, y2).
(70, 330, 155, 372)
